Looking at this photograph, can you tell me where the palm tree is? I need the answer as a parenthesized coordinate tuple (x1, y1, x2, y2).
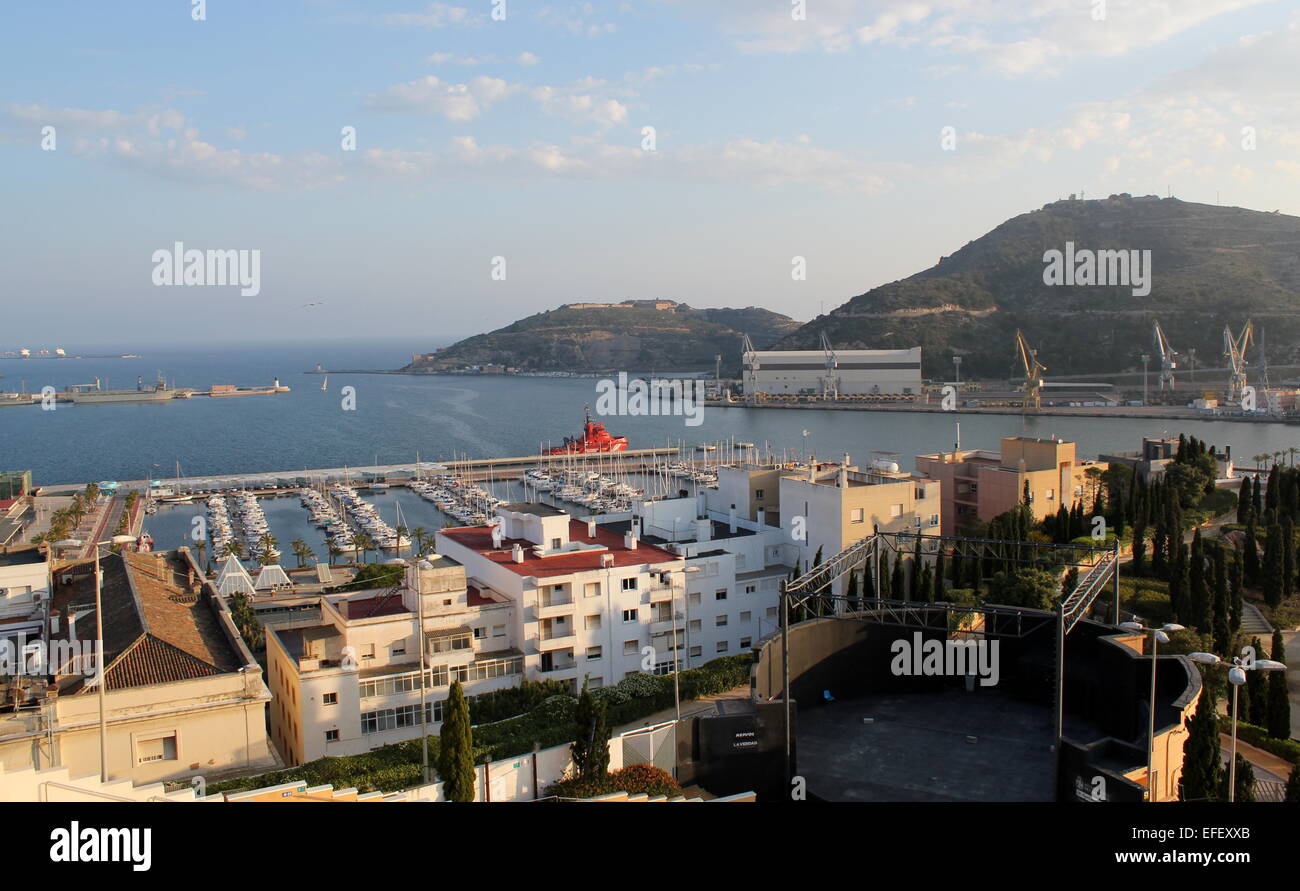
(1274, 451, 1285, 467)
(1289, 447, 1298, 468)
(301, 544, 316, 567)
(291, 538, 308, 568)
(410, 526, 429, 558)
(353, 532, 375, 565)
(327, 541, 342, 566)
(394, 524, 409, 556)
(224, 540, 244, 559)
(194, 540, 207, 570)
(256, 532, 279, 565)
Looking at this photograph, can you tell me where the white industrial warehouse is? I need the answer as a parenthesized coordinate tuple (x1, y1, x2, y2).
(742, 340, 923, 396)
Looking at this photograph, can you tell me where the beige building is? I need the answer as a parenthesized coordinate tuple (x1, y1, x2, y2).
(777, 456, 942, 588)
(0, 548, 278, 787)
(266, 555, 519, 766)
(915, 436, 1107, 531)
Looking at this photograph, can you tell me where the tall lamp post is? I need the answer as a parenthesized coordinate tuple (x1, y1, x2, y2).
(1188, 649, 1288, 801)
(54, 534, 138, 783)
(1120, 620, 1184, 801)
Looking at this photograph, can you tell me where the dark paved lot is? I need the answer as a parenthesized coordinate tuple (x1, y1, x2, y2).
(798, 689, 1059, 802)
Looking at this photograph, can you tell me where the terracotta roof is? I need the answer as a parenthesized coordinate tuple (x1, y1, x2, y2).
(50, 551, 243, 692)
(440, 519, 680, 579)
(339, 593, 409, 620)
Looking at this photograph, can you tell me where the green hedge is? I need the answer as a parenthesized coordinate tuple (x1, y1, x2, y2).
(209, 653, 754, 795)
(1235, 722, 1300, 765)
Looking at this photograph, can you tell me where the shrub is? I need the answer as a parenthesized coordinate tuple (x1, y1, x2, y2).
(544, 763, 682, 799)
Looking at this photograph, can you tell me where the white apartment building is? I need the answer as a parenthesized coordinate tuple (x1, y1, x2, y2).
(265, 555, 520, 766)
(0, 548, 48, 622)
(436, 503, 688, 692)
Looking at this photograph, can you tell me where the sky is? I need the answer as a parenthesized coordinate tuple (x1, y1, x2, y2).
(3, 0, 1299, 350)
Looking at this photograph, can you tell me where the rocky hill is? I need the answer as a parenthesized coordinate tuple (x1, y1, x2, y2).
(776, 195, 1300, 378)
(405, 300, 799, 373)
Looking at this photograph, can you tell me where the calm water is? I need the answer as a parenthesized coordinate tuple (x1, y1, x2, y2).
(4, 340, 1300, 493)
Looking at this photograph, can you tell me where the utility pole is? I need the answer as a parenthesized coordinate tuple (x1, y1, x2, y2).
(953, 355, 961, 385)
(1140, 354, 1150, 405)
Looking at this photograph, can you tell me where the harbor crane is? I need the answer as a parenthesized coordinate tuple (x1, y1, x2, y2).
(1223, 321, 1253, 403)
(1152, 320, 1177, 391)
(1015, 329, 1046, 413)
(740, 333, 757, 403)
(818, 331, 840, 400)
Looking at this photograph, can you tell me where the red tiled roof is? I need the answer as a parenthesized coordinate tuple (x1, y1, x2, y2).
(340, 593, 409, 620)
(440, 519, 679, 579)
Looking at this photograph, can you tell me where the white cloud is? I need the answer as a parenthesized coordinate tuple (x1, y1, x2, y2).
(381, 2, 479, 28)
(362, 75, 516, 120)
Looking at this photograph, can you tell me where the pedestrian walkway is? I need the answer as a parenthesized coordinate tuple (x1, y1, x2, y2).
(1240, 601, 1274, 635)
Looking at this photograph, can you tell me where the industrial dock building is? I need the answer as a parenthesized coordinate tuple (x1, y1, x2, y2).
(742, 347, 922, 396)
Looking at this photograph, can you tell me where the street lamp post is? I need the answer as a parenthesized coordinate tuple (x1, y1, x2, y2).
(54, 534, 137, 783)
(1189, 649, 1288, 801)
(1120, 620, 1184, 801)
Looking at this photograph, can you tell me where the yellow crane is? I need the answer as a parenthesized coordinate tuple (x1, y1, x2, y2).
(1015, 329, 1046, 412)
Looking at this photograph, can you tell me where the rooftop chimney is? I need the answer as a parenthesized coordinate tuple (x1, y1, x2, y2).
(694, 517, 712, 542)
(491, 525, 504, 548)
(602, 553, 615, 568)
(511, 543, 525, 563)
(756, 508, 766, 528)
(728, 507, 737, 534)
(839, 453, 850, 488)
(624, 530, 638, 550)
(808, 455, 816, 483)
(586, 518, 597, 538)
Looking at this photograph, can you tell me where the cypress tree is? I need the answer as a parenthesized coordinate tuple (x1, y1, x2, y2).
(1227, 755, 1256, 802)
(1212, 546, 1230, 652)
(919, 562, 934, 603)
(1267, 630, 1291, 739)
(845, 570, 860, 613)
(1252, 473, 1263, 519)
(950, 545, 964, 588)
(1264, 523, 1285, 609)
(437, 680, 477, 802)
(972, 553, 984, 596)
(908, 537, 922, 600)
(1237, 480, 1252, 524)
(1229, 557, 1243, 633)
(932, 551, 945, 602)
(1131, 519, 1147, 575)
(571, 680, 611, 779)
(878, 553, 892, 600)
(1267, 464, 1281, 512)
(862, 561, 876, 602)
(1181, 679, 1222, 802)
(1246, 636, 1268, 727)
(1243, 521, 1260, 585)
(891, 552, 904, 601)
(1188, 529, 1208, 630)
(1168, 541, 1188, 623)
(1284, 516, 1296, 603)
(1151, 516, 1167, 578)
(1285, 764, 1300, 802)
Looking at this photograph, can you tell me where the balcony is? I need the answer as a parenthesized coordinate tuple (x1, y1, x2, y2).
(536, 629, 577, 651)
(649, 617, 678, 636)
(536, 599, 575, 620)
(648, 583, 681, 604)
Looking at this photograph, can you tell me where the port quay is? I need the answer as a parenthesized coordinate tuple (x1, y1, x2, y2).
(38, 447, 686, 496)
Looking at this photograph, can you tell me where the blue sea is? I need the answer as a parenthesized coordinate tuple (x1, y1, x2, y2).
(3, 339, 1298, 489)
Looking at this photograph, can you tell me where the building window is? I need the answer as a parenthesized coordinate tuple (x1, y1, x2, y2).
(361, 702, 441, 734)
(740, 611, 752, 624)
(473, 627, 487, 640)
(766, 607, 777, 619)
(653, 660, 677, 676)
(1045, 488, 1055, 501)
(136, 734, 177, 764)
(325, 729, 339, 742)
(623, 639, 639, 655)
(622, 608, 638, 623)
(744, 584, 756, 595)
(322, 692, 338, 706)
(361, 643, 375, 661)
(716, 615, 728, 627)
(587, 645, 603, 660)
(689, 645, 702, 658)
(392, 643, 406, 657)
(756, 489, 765, 499)
(621, 577, 638, 591)
(493, 625, 506, 638)
(551, 538, 563, 549)
(715, 589, 728, 601)
(929, 514, 940, 527)
(689, 619, 702, 632)
(740, 637, 752, 649)
(689, 592, 701, 606)
(716, 641, 729, 653)
(589, 677, 603, 689)
(585, 614, 602, 630)
(584, 581, 600, 598)
(850, 508, 865, 523)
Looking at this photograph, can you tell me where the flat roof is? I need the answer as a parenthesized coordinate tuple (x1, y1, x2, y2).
(0, 548, 46, 567)
(501, 503, 567, 517)
(440, 519, 680, 579)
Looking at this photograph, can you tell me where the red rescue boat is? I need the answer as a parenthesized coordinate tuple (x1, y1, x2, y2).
(547, 406, 629, 455)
